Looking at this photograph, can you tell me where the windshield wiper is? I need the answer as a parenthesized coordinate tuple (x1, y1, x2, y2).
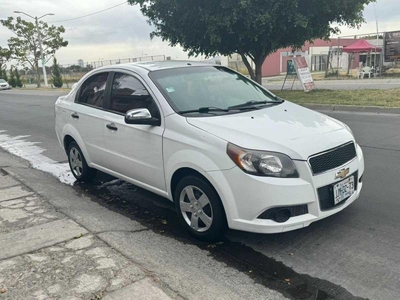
(228, 100, 283, 110)
(179, 107, 230, 115)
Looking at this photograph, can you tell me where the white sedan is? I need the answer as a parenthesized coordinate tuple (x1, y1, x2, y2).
(0, 79, 11, 90)
(55, 61, 364, 241)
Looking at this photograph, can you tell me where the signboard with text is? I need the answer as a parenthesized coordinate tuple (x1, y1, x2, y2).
(385, 31, 400, 62)
(293, 57, 315, 92)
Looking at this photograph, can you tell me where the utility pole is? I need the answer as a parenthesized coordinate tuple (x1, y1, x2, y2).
(14, 11, 54, 87)
(373, 3, 381, 76)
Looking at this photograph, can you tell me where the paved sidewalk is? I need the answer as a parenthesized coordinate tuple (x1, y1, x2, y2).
(0, 168, 173, 300)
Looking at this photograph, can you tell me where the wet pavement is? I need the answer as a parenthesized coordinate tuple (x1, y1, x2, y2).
(75, 174, 366, 300)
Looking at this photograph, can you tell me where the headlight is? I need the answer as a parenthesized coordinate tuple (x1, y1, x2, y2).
(227, 143, 299, 178)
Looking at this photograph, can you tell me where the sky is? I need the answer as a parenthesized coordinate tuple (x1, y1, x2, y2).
(0, 0, 399, 67)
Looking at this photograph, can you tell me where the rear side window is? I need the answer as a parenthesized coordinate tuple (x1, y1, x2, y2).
(109, 73, 159, 117)
(78, 72, 109, 108)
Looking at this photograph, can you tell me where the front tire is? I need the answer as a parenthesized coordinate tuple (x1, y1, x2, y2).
(174, 175, 227, 242)
(67, 141, 97, 182)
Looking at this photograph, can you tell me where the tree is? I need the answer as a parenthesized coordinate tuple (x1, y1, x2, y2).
(0, 46, 10, 79)
(129, 0, 375, 83)
(0, 17, 68, 87)
(15, 68, 22, 87)
(2, 68, 8, 81)
(8, 67, 16, 87)
(52, 57, 63, 88)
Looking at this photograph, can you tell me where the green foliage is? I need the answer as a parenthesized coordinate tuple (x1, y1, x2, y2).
(15, 68, 22, 87)
(129, 0, 375, 83)
(0, 46, 11, 75)
(0, 16, 68, 87)
(8, 67, 16, 87)
(2, 68, 8, 81)
(52, 57, 63, 88)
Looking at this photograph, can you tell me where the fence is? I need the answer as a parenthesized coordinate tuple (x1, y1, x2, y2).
(18, 54, 167, 86)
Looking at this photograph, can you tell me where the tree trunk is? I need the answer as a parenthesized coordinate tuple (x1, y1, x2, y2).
(254, 55, 266, 85)
(240, 54, 255, 81)
(35, 61, 41, 88)
(255, 61, 263, 84)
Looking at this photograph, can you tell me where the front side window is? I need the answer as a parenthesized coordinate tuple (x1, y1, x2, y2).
(149, 66, 280, 115)
(78, 72, 109, 108)
(109, 73, 159, 117)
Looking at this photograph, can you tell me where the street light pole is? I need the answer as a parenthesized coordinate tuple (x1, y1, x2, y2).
(14, 11, 54, 87)
(34, 16, 48, 87)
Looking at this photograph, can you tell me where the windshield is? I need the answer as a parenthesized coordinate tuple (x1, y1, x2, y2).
(0, 79, 6, 83)
(149, 66, 279, 115)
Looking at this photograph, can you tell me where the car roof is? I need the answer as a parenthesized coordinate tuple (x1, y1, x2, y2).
(95, 60, 219, 73)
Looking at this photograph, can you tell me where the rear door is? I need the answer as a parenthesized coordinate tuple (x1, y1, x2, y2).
(68, 72, 110, 165)
(101, 72, 165, 191)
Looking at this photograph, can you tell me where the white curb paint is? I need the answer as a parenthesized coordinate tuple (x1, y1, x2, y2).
(0, 131, 75, 185)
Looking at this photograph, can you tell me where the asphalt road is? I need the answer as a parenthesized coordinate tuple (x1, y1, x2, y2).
(1, 89, 400, 299)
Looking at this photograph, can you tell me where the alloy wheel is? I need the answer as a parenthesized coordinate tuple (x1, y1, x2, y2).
(179, 185, 213, 232)
(69, 147, 83, 177)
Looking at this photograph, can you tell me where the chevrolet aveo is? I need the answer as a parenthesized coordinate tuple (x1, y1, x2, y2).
(55, 61, 365, 241)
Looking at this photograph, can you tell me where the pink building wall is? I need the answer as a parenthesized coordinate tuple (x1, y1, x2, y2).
(262, 39, 360, 77)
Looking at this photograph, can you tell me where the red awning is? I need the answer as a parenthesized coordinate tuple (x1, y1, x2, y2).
(342, 39, 382, 53)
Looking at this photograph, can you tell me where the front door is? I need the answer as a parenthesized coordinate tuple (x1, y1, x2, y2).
(102, 72, 165, 192)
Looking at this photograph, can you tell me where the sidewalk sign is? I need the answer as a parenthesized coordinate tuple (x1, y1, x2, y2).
(293, 57, 315, 92)
(281, 60, 298, 91)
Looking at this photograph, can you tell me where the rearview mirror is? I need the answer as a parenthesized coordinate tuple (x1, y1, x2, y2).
(125, 108, 161, 126)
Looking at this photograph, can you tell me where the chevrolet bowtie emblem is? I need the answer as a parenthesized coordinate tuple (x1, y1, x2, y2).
(335, 168, 350, 180)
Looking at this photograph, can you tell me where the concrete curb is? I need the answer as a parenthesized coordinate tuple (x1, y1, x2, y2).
(302, 104, 400, 115)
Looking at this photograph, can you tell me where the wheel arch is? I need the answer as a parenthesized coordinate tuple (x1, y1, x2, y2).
(170, 167, 228, 222)
(61, 124, 93, 165)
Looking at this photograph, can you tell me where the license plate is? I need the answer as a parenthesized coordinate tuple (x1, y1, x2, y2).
(333, 176, 355, 205)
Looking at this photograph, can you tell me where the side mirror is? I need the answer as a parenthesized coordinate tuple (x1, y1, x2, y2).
(125, 108, 161, 126)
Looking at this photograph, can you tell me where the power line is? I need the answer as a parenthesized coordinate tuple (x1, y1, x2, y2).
(51, 1, 128, 23)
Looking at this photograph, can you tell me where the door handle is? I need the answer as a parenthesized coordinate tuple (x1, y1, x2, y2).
(71, 112, 79, 119)
(106, 123, 118, 131)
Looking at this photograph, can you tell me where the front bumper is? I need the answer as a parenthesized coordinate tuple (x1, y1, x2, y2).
(207, 144, 365, 234)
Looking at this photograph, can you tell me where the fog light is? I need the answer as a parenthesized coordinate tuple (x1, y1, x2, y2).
(274, 209, 291, 223)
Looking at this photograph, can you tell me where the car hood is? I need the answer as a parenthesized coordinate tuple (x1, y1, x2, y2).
(186, 101, 354, 160)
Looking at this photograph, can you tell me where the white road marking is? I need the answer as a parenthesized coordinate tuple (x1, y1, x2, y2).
(0, 131, 75, 185)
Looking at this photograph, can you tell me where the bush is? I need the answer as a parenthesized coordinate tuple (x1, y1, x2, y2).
(52, 57, 63, 88)
(8, 68, 16, 88)
(1, 69, 8, 82)
(15, 68, 22, 87)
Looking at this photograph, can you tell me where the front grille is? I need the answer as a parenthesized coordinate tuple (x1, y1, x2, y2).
(258, 205, 309, 220)
(318, 172, 358, 211)
(309, 142, 356, 175)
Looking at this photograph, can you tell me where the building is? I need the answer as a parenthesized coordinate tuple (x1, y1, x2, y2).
(78, 59, 84, 68)
(261, 38, 383, 77)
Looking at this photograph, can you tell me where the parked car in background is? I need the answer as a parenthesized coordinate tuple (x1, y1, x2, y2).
(0, 79, 11, 90)
(55, 61, 364, 241)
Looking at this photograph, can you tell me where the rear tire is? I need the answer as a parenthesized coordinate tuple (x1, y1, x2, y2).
(174, 175, 227, 242)
(67, 141, 97, 182)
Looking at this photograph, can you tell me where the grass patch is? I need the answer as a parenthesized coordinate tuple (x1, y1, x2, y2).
(273, 89, 400, 108)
